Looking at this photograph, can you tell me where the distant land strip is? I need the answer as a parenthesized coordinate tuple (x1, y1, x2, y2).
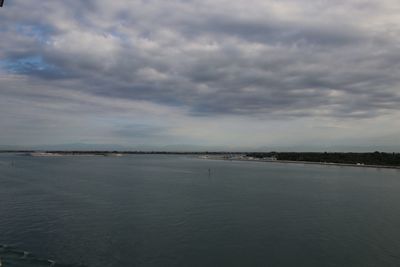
(1, 150, 399, 169)
(245, 152, 400, 168)
(206, 156, 400, 170)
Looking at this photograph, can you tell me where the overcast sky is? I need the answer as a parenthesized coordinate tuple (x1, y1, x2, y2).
(1, 0, 400, 151)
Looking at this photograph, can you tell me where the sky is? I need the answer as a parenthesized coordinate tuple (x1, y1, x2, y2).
(1, 0, 400, 151)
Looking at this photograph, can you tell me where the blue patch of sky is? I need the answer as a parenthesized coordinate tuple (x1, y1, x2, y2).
(15, 23, 54, 43)
(0, 55, 65, 78)
(106, 28, 131, 47)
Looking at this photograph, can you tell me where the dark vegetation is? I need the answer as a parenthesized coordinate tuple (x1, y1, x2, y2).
(246, 152, 400, 166)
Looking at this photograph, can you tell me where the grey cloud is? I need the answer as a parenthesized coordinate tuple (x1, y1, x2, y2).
(180, 16, 365, 47)
(1, 0, 400, 121)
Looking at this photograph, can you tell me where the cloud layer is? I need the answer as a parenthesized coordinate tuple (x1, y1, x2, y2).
(1, 0, 400, 150)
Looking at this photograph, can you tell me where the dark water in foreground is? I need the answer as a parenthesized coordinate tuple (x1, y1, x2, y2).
(1, 154, 400, 266)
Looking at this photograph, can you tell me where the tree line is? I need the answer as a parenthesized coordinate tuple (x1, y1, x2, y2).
(246, 152, 400, 166)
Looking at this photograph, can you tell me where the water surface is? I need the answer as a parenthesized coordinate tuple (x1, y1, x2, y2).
(1, 154, 400, 266)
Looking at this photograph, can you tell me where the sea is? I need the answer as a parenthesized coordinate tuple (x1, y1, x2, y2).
(0, 153, 400, 266)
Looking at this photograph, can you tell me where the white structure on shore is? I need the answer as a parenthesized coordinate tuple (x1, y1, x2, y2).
(263, 156, 277, 161)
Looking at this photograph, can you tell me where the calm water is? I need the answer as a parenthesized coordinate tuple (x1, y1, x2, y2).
(1, 154, 400, 266)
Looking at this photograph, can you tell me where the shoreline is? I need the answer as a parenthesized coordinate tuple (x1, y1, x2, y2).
(28, 152, 124, 157)
(201, 157, 400, 170)
(1, 151, 399, 170)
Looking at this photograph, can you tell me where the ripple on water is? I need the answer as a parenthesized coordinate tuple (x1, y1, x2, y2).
(0, 245, 86, 267)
